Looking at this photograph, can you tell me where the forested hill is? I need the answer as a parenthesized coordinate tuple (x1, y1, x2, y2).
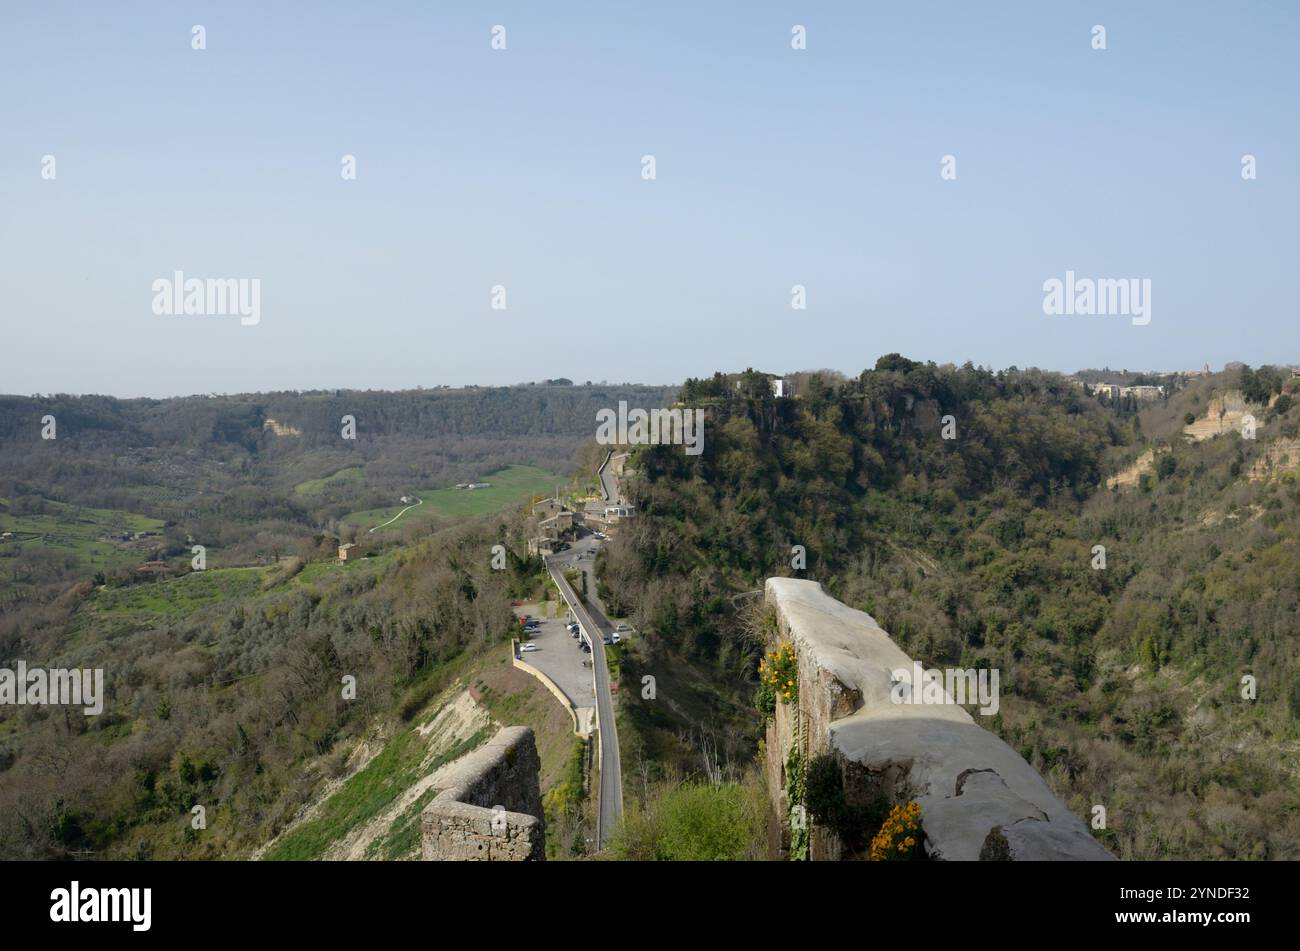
(602, 357, 1300, 859)
(632, 358, 1119, 585)
(0, 383, 677, 451)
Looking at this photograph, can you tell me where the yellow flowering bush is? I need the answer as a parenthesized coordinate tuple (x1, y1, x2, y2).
(758, 641, 799, 706)
(869, 801, 924, 861)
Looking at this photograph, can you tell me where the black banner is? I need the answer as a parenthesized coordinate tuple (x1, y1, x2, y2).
(4, 859, 1279, 938)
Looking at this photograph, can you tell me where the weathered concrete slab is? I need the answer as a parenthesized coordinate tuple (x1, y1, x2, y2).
(765, 578, 1113, 861)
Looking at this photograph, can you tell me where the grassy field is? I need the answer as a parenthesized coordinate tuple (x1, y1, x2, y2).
(84, 566, 267, 618)
(81, 553, 402, 622)
(293, 466, 365, 497)
(345, 464, 559, 532)
(0, 497, 166, 568)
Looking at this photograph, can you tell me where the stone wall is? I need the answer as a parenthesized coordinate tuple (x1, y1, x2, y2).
(421, 726, 545, 861)
(764, 578, 1113, 861)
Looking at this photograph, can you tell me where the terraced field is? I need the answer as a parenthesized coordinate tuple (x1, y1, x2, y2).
(0, 496, 166, 572)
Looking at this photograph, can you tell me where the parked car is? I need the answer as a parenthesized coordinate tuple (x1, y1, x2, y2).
(602, 635, 613, 646)
(580, 643, 591, 653)
(610, 632, 621, 644)
(614, 623, 632, 633)
(520, 643, 538, 652)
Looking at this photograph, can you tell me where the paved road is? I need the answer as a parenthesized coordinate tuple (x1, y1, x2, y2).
(553, 537, 613, 624)
(547, 549, 622, 849)
(598, 451, 626, 506)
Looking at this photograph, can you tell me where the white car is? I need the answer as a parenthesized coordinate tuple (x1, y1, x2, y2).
(615, 623, 632, 633)
(610, 632, 621, 644)
(520, 643, 539, 652)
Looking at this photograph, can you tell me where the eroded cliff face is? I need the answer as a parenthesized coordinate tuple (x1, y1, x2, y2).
(764, 578, 1113, 861)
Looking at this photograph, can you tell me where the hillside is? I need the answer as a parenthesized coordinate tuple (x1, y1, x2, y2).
(3, 361, 1297, 863)
(0, 510, 555, 859)
(599, 359, 1300, 859)
(0, 383, 673, 604)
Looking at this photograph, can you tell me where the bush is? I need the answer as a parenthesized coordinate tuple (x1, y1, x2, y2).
(870, 801, 925, 861)
(759, 641, 795, 711)
(804, 755, 845, 825)
(613, 779, 765, 861)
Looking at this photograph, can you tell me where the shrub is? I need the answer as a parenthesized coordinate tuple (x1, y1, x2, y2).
(758, 641, 798, 706)
(804, 755, 846, 826)
(870, 801, 925, 861)
(613, 780, 765, 861)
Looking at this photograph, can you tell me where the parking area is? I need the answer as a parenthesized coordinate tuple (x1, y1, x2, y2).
(514, 603, 596, 712)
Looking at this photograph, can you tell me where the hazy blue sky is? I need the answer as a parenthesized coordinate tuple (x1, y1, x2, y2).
(2, 1, 1297, 398)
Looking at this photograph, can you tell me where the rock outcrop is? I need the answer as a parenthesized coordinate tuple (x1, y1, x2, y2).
(421, 726, 545, 861)
(764, 578, 1113, 861)
(1183, 390, 1253, 441)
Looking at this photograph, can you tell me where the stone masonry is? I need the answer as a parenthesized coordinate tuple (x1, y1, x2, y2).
(421, 726, 545, 861)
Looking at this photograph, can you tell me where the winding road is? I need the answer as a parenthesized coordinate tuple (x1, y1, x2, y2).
(597, 451, 628, 506)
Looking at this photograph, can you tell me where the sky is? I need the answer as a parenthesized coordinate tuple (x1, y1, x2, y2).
(2, 1, 1297, 398)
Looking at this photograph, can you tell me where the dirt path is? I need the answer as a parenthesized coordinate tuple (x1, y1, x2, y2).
(368, 496, 423, 533)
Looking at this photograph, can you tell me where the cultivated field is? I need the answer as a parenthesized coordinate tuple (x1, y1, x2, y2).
(346, 465, 559, 531)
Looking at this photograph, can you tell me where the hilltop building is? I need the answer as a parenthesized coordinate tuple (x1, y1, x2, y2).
(1088, 382, 1165, 401)
(527, 497, 578, 554)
